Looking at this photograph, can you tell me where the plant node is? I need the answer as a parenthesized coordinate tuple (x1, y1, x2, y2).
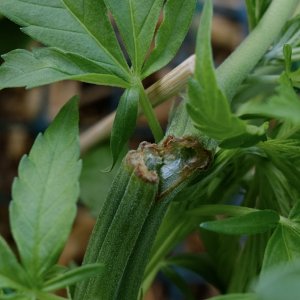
(126, 136, 212, 199)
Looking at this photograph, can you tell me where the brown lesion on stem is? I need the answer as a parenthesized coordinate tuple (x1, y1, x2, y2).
(124, 135, 213, 198)
(158, 135, 212, 199)
(125, 150, 160, 184)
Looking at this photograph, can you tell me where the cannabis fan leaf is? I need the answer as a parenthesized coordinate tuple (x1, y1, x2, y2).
(0, 0, 196, 164)
(0, 98, 103, 298)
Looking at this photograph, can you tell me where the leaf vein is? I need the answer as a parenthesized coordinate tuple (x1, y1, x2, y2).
(129, 0, 138, 70)
(62, 1, 129, 77)
(14, 0, 63, 9)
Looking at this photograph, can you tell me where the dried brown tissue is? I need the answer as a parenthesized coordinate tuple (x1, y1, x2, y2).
(125, 135, 212, 186)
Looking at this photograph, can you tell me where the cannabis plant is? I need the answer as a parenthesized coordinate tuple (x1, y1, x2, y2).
(1, 0, 300, 299)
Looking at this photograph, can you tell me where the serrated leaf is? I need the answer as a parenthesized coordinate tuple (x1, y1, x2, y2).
(10, 97, 81, 282)
(188, 79, 250, 140)
(200, 210, 279, 235)
(142, 0, 196, 78)
(0, 0, 129, 80)
(62, 0, 127, 69)
(0, 237, 28, 291)
(110, 87, 139, 168)
(186, 0, 263, 146)
(43, 264, 103, 292)
(0, 48, 130, 90)
(104, 0, 164, 72)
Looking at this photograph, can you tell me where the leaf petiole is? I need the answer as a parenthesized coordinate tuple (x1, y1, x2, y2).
(137, 81, 164, 142)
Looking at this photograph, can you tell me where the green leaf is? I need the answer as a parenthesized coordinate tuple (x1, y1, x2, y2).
(186, 0, 264, 146)
(262, 222, 300, 271)
(142, 0, 196, 78)
(254, 261, 300, 300)
(110, 87, 139, 168)
(80, 143, 126, 216)
(209, 294, 257, 300)
(200, 210, 279, 235)
(10, 97, 81, 282)
(43, 264, 103, 292)
(0, 0, 129, 79)
(0, 237, 28, 290)
(104, 0, 164, 72)
(62, 0, 128, 69)
(0, 48, 130, 90)
(239, 74, 300, 124)
(188, 79, 263, 143)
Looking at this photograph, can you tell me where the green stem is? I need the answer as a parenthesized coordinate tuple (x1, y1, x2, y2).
(138, 81, 164, 142)
(216, 0, 299, 100)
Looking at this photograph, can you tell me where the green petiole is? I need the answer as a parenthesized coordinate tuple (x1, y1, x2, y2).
(137, 81, 164, 142)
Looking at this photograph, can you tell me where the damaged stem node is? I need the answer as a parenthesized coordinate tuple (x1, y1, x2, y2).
(125, 135, 213, 199)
